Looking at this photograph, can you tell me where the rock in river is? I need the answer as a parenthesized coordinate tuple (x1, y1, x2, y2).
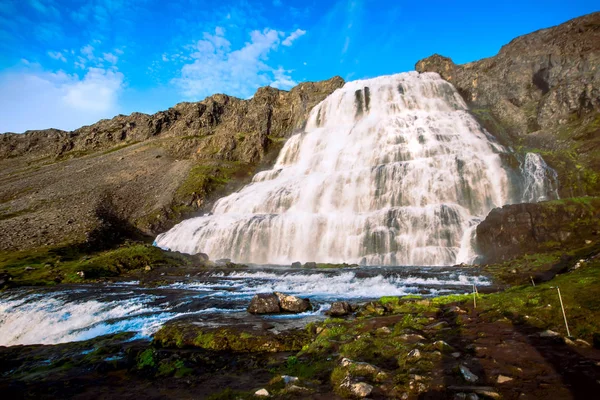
(275, 292, 311, 313)
(247, 293, 281, 314)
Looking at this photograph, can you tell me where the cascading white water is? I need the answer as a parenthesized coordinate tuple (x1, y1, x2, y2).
(521, 152, 559, 202)
(156, 72, 521, 266)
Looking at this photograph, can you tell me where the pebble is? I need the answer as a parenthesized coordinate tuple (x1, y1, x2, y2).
(254, 388, 269, 396)
(497, 375, 513, 383)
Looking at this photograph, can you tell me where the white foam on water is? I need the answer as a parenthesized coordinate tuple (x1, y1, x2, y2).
(160, 270, 489, 299)
(0, 292, 245, 346)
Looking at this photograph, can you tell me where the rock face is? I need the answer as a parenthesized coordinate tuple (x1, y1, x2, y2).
(0, 77, 343, 252)
(416, 12, 600, 198)
(476, 198, 600, 263)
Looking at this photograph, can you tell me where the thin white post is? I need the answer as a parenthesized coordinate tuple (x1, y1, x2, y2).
(556, 287, 570, 337)
(530, 276, 536, 286)
(473, 284, 477, 309)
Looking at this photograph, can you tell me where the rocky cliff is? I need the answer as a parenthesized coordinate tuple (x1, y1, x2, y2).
(0, 77, 344, 251)
(416, 12, 600, 198)
(476, 198, 600, 263)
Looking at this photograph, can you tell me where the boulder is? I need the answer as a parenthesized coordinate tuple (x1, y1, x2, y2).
(275, 292, 311, 313)
(248, 293, 281, 314)
(327, 301, 353, 316)
(291, 261, 302, 268)
(303, 262, 317, 268)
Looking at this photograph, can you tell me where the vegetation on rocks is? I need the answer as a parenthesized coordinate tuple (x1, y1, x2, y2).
(0, 242, 195, 287)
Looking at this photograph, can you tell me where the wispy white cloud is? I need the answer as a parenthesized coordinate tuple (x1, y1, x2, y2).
(47, 51, 66, 62)
(0, 67, 124, 132)
(172, 26, 302, 99)
(282, 29, 306, 46)
(103, 52, 118, 64)
(270, 66, 296, 89)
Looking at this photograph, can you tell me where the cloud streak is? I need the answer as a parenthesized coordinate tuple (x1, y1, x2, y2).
(173, 26, 303, 100)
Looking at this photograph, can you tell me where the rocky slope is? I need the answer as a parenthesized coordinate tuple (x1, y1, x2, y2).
(416, 12, 600, 198)
(0, 77, 344, 251)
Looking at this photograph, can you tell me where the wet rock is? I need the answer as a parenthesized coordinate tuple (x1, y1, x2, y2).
(497, 375, 513, 383)
(285, 385, 311, 394)
(575, 338, 592, 347)
(215, 258, 231, 266)
(327, 301, 353, 316)
(77, 271, 85, 278)
(291, 261, 302, 268)
(255, 388, 270, 396)
(303, 262, 317, 268)
(458, 365, 479, 383)
(248, 293, 281, 314)
(451, 352, 461, 358)
(275, 292, 311, 313)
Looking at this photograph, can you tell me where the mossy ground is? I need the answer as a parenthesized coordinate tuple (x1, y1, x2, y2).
(0, 242, 194, 287)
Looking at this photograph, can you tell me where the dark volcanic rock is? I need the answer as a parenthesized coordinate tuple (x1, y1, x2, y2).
(476, 198, 600, 263)
(248, 293, 281, 314)
(0, 77, 344, 252)
(416, 12, 600, 197)
(275, 292, 311, 313)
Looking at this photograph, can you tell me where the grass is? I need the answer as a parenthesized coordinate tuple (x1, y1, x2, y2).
(478, 258, 600, 341)
(0, 242, 194, 287)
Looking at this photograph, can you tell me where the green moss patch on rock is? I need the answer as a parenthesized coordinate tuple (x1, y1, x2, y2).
(153, 320, 312, 353)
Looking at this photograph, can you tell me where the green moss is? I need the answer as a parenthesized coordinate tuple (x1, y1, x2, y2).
(0, 242, 193, 287)
(478, 259, 600, 341)
(136, 349, 156, 369)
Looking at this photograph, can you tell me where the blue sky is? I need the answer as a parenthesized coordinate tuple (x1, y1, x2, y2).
(0, 0, 598, 133)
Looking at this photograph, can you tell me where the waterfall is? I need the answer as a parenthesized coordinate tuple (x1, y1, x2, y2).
(155, 72, 549, 266)
(521, 152, 559, 202)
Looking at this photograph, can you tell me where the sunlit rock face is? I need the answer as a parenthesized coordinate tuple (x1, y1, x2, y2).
(156, 72, 557, 266)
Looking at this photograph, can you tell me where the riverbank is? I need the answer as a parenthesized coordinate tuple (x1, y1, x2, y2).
(1, 251, 599, 399)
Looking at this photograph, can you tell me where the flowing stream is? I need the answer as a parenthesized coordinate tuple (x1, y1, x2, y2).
(0, 266, 489, 346)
